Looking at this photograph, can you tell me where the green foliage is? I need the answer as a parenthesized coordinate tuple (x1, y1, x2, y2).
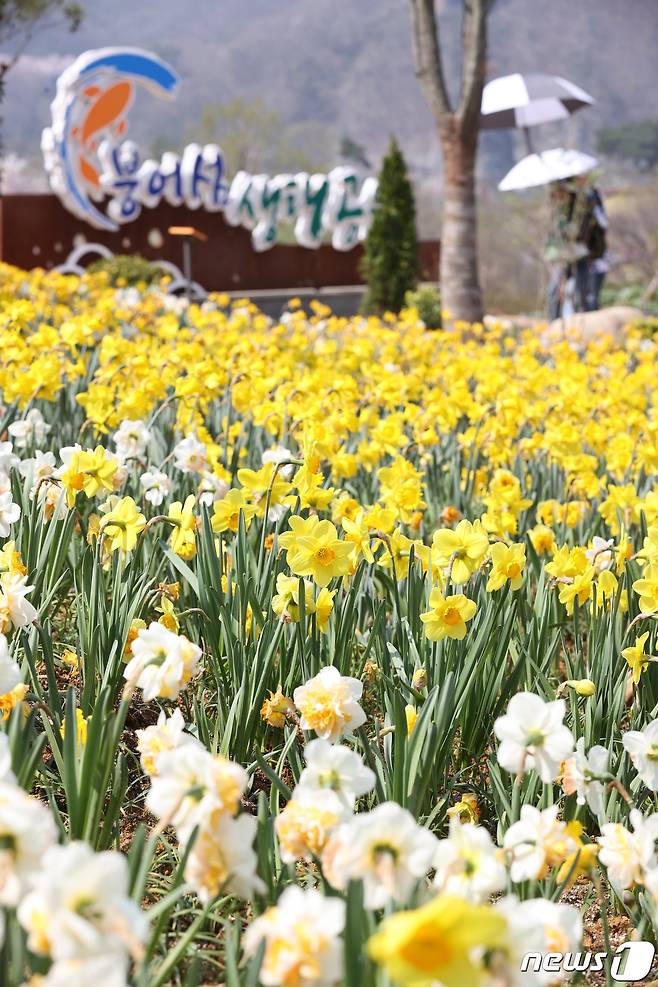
(405, 284, 442, 329)
(192, 97, 330, 174)
(87, 254, 163, 288)
(601, 278, 658, 316)
(361, 138, 418, 315)
(596, 119, 658, 171)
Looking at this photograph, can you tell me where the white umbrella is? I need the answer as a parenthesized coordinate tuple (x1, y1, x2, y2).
(481, 73, 594, 131)
(498, 148, 598, 191)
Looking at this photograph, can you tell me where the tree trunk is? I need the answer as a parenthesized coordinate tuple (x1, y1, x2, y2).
(440, 117, 483, 325)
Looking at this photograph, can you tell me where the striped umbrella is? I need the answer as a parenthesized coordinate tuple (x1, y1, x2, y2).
(481, 73, 594, 132)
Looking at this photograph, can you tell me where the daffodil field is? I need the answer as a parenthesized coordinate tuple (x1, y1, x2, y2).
(2, 262, 658, 986)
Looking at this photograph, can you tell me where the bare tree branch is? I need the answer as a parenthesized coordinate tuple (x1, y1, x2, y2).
(0, 21, 37, 79)
(458, 0, 488, 129)
(407, 0, 453, 121)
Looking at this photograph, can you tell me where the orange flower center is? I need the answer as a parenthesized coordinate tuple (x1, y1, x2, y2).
(443, 606, 461, 626)
(315, 546, 336, 566)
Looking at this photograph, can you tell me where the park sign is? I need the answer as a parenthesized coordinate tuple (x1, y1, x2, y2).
(41, 47, 377, 251)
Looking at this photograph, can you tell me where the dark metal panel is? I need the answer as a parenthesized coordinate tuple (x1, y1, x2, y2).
(0, 194, 439, 291)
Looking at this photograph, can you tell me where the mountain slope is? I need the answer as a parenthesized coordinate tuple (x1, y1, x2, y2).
(3, 0, 657, 183)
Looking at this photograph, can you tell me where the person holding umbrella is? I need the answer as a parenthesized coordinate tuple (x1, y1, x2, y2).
(544, 180, 585, 319)
(544, 173, 609, 318)
(482, 73, 607, 318)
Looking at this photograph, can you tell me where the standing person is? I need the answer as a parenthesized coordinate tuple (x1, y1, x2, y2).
(545, 181, 587, 319)
(575, 182, 609, 311)
(545, 176, 609, 318)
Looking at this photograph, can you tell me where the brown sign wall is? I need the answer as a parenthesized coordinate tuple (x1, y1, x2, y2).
(0, 194, 439, 292)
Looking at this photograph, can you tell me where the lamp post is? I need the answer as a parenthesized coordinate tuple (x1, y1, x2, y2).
(167, 226, 208, 298)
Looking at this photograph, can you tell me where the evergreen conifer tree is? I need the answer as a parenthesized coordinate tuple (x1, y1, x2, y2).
(361, 138, 418, 314)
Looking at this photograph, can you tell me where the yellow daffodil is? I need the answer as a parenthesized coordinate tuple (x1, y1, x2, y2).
(168, 495, 198, 558)
(447, 792, 480, 823)
(60, 446, 118, 506)
(486, 541, 526, 591)
(211, 488, 257, 534)
(420, 590, 477, 641)
(405, 704, 418, 735)
(98, 496, 146, 553)
(368, 895, 506, 987)
(622, 632, 652, 684)
(556, 842, 599, 888)
(432, 519, 489, 585)
(260, 688, 295, 728)
(288, 519, 353, 588)
(633, 564, 658, 614)
(558, 567, 595, 615)
(528, 524, 555, 556)
(314, 587, 336, 632)
(0, 682, 28, 720)
(60, 707, 88, 748)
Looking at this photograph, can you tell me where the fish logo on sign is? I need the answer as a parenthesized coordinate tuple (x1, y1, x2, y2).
(41, 47, 179, 232)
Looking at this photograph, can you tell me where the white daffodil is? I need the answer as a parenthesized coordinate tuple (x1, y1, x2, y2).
(139, 469, 172, 507)
(494, 691, 574, 783)
(493, 895, 583, 987)
(113, 419, 151, 460)
(0, 572, 38, 632)
(184, 811, 265, 902)
(433, 817, 506, 902)
(123, 622, 202, 701)
(244, 884, 345, 987)
(33, 953, 133, 987)
(622, 719, 658, 791)
(173, 433, 208, 474)
(0, 632, 20, 695)
(0, 442, 19, 476)
(8, 409, 50, 450)
(135, 708, 202, 777)
(146, 745, 247, 839)
(198, 471, 229, 506)
(0, 492, 20, 539)
(503, 805, 577, 883)
(18, 842, 147, 969)
(0, 781, 57, 905)
(561, 736, 608, 816)
(18, 450, 57, 500)
(0, 734, 15, 784)
(296, 738, 375, 810)
(598, 808, 658, 891)
(322, 801, 438, 909)
(293, 666, 367, 743)
(262, 444, 295, 479)
(275, 788, 344, 863)
(585, 536, 614, 573)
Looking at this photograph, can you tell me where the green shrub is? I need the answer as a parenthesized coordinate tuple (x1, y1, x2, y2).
(361, 138, 418, 315)
(405, 285, 442, 329)
(87, 254, 162, 287)
(601, 279, 658, 315)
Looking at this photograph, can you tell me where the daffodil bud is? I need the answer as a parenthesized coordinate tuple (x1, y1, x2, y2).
(565, 678, 596, 696)
(411, 667, 428, 690)
(405, 704, 418, 735)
